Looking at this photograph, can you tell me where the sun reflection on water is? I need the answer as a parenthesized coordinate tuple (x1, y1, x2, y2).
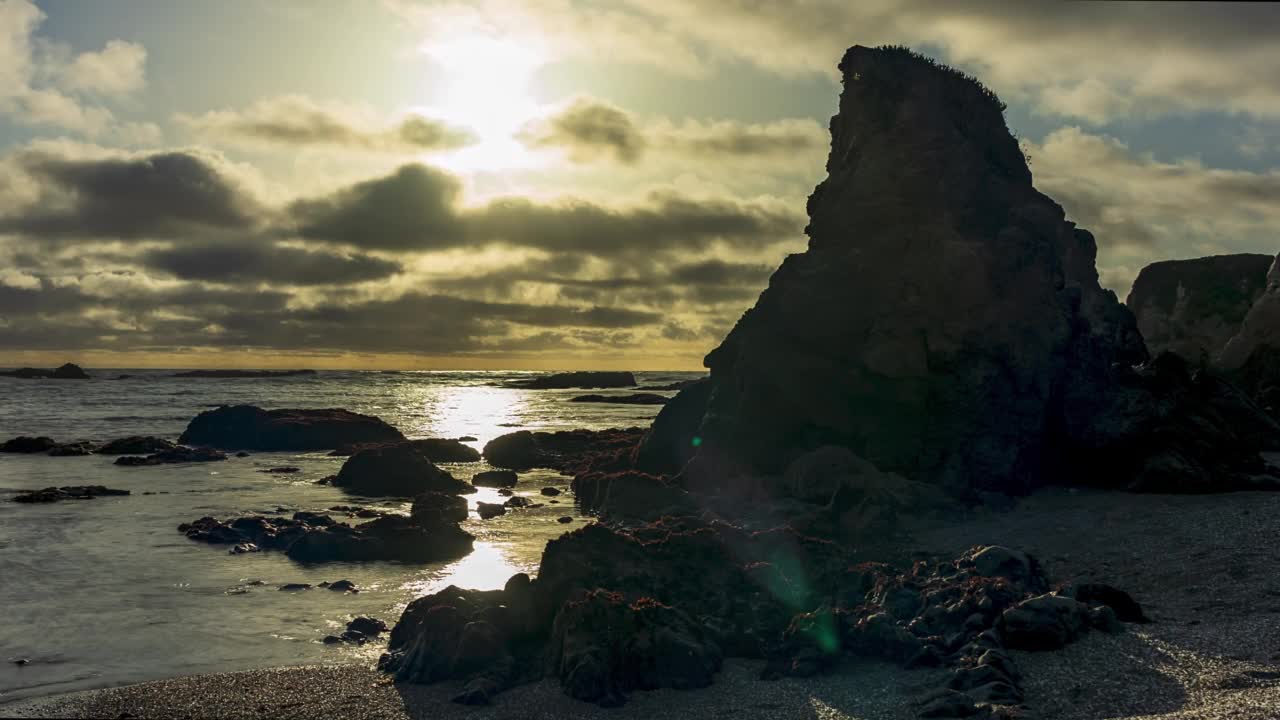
(394, 382, 529, 445)
(401, 542, 521, 599)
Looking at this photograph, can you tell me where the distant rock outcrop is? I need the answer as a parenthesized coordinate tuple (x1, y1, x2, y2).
(1219, 254, 1280, 413)
(569, 393, 668, 405)
(638, 45, 1278, 495)
(1, 363, 90, 379)
(1126, 254, 1273, 362)
(506, 371, 636, 389)
(178, 405, 404, 451)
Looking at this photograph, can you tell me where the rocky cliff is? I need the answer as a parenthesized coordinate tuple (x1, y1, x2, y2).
(1219, 254, 1280, 412)
(639, 45, 1278, 495)
(1126, 254, 1273, 363)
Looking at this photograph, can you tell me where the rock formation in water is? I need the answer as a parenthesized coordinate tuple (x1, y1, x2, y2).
(482, 428, 645, 474)
(178, 405, 404, 451)
(1126, 254, 1273, 362)
(0, 363, 90, 379)
(1219, 254, 1280, 413)
(638, 45, 1279, 496)
(506, 371, 636, 389)
(332, 444, 476, 496)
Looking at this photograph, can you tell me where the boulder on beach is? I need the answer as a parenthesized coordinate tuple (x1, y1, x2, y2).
(482, 428, 645, 473)
(1126, 253, 1274, 363)
(569, 393, 668, 405)
(95, 436, 176, 455)
(638, 45, 1280, 496)
(333, 444, 475, 496)
(506, 371, 636, 389)
(178, 405, 405, 451)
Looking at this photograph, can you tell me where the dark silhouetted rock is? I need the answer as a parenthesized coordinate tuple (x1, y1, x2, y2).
(178, 405, 404, 451)
(1219, 254, 1280, 410)
(571, 471, 696, 520)
(540, 487, 561, 496)
(279, 583, 311, 591)
(569, 393, 668, 405)
(1062, 582, 1147, 623)
(482, 428, 645, 473)
(348, 616, 387, 637)
(172, 369, 317, 378)
(557, 516, 573, 523)
(638, 45, 1278, 497)
(48, 441, 95, 456)
(328, 579, 357, 592)
(3, 363, 90, 379)
(115, 446, 227, 466)
(180, 510, 474, 565)
(506, 371, 636, 389)
(1127, 253, 1273, 362)
(411, 492, 469, 525)
(1, 436, 58, 453)
(333, 444, 475, 497)
(476, 502, 506, 519)
(51, 363, 90, 379)
(259, 466, 301, 474)
(636, 380, 702, 391)
(472, 470, 518, 488)
(95, 436, 176, 455)
(329, 438, 481, 463)
(13, 486, 130, 503)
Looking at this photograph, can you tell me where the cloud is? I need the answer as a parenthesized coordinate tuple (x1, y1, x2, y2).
(57, 39, 147, 95)
(289, 162, 803, 255)
(176, 95, 476, 153)
(0, 145, 263, 240)
(142, 243, 403, 286)
(1029, 127, 1280, 293)
(519, 97, 827, 165)
(0, 0, 149, 133)
(519, 98, 645, 163)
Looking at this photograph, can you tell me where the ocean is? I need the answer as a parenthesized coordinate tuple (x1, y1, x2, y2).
(0, 369, 699, 704)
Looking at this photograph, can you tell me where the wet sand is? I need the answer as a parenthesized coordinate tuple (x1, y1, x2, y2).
(9, 487, 1280, 719)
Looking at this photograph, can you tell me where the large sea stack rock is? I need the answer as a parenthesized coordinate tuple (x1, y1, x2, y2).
(178, 405, 404, 451)
(638, 45, 1278, 495)
(1126, 254, 1273, 362)
(1219, 254, 1280, 411)
(641, 46, 1142, 494)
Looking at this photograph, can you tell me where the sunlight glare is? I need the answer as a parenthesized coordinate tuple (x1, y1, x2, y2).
(424, 34, 547, 172)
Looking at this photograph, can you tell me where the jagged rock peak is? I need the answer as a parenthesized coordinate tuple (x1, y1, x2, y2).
(639, 45, 1168, 495)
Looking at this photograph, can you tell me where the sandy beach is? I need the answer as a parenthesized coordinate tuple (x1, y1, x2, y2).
(9, 486, 1280, 720)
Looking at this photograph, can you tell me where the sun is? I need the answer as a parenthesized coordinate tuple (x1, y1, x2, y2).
(423, 34, 547, 172)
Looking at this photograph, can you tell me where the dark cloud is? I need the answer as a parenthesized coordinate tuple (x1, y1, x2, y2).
(288, 164, 465, 249)
(519, 98, 646, 163)
(1, 149, 259, 240)
(518, 98, 825, 165)
(289, 163, 802, 254)
(143, 243, 402, 286)
(177, 96, 476, 152)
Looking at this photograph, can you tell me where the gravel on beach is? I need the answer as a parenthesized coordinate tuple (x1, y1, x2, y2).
(9, 487, 1280, 719)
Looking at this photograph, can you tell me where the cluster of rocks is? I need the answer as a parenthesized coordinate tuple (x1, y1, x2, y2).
(476, 495, 543, 520)
(116, 446, 228, 466)
(505, 371, 637, 389)
(379, 511, 1140, 714)
(0, 434, 181, 459)
(0, 363, 90, 379)
(179, 495, 474, 563)
(568, 393, 668, 405)
(12, 485, 130, 503)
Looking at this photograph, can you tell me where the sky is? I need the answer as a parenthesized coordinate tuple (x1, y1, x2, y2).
(0, 0, 1277, 370)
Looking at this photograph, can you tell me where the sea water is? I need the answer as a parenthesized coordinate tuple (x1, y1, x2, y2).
(0, 369, 698, 703)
